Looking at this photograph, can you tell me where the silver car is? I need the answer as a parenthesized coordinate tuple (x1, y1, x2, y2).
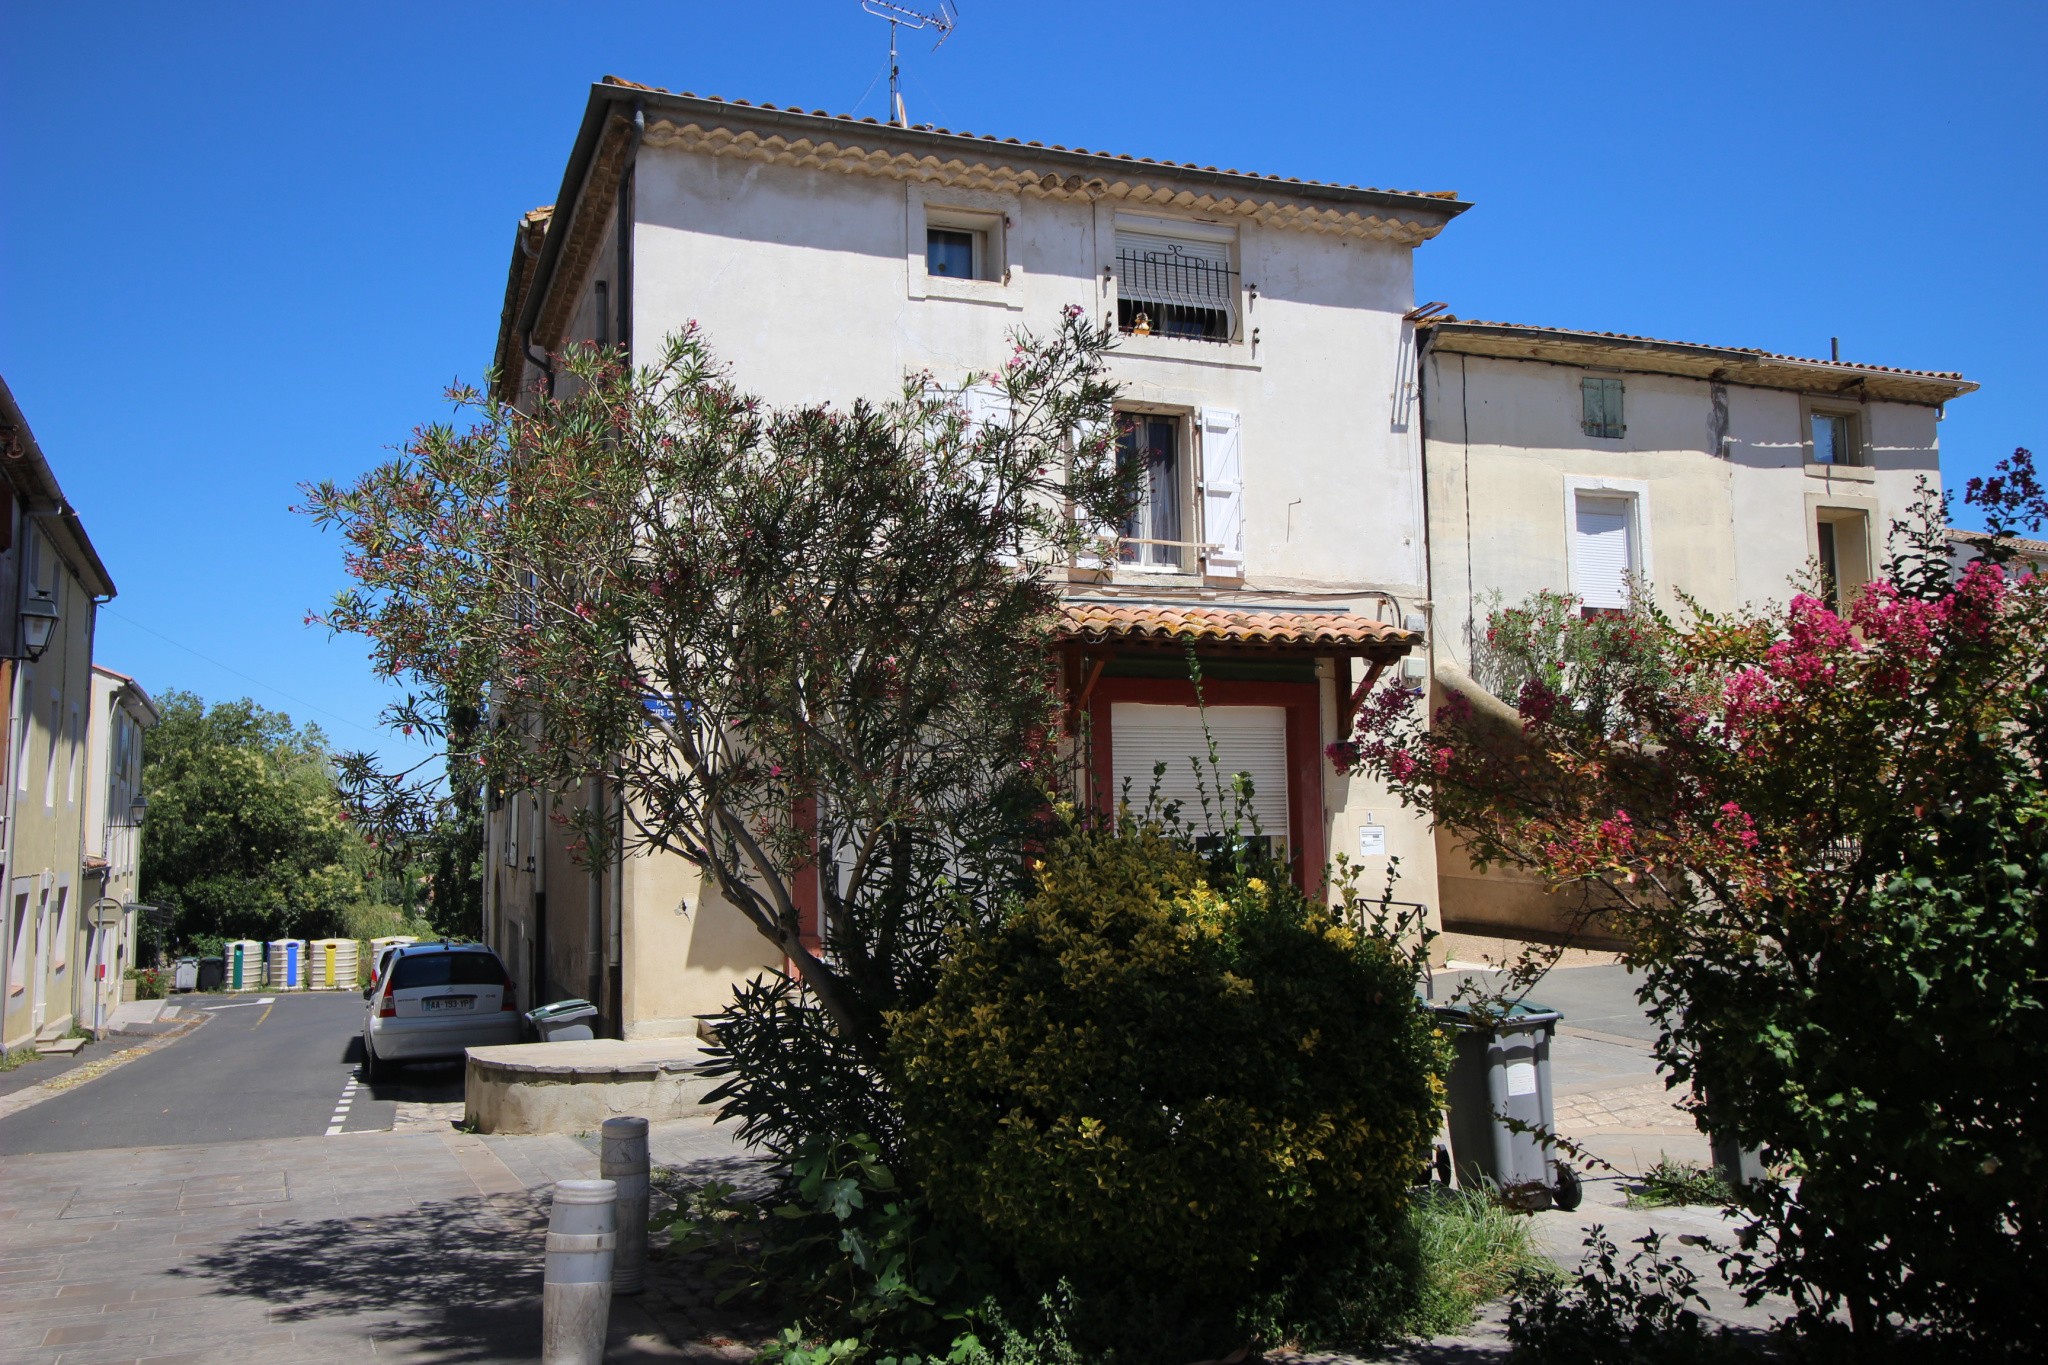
(362, 941, 520, 1081)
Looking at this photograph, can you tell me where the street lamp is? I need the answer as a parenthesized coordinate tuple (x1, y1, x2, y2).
(125, 794, 149, 828)
(17, 592, 57, 661)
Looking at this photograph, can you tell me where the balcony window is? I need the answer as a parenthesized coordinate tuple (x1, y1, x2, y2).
(1115, 230, 1237, 342)
(1117, 412, 1189, 571)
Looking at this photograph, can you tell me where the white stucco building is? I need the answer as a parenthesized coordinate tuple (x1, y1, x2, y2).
(1414, 318, 1976, 941)
(484, 79, 1468, 1036)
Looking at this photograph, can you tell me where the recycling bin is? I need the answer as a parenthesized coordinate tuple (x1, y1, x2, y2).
(224, 939, 264, 990)
(527, 999, 599, 1042)
(309, 938, 358, 990)
(1433, 999, 1581, 1210)
(268, 938, 308, 990)
(196, 957, 225, 992)
(172, 958, 200, 992)
(368, 936, 417, 984)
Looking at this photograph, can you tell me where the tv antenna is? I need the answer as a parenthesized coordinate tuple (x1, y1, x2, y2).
(860, 0, 957, 127)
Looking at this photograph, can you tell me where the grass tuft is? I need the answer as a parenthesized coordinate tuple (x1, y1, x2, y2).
(1406, 1186, 1558, 1336)
(0, 1043, 40, 1072)
(1624, 1156, 1733, 1209)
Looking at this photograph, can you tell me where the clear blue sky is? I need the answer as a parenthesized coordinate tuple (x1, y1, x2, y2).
(4, 1, 2042, 768)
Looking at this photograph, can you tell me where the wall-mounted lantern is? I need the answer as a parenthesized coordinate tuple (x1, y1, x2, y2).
(18, 592, 58, 661)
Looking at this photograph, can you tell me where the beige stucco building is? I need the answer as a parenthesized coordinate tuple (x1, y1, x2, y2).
(0, 377, 119, 1052)
(483, 79, 1465, 1037)
(1414, 319, 1976, 941)
(80, 666, 158, 1033)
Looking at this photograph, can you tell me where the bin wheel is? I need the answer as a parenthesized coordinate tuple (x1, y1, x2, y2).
(1553, 1163, 1584, 1212)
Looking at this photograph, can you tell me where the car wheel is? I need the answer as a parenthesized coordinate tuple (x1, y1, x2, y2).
(1553, 1163, 1584, 1212)
(362, 1038, 383, 1084)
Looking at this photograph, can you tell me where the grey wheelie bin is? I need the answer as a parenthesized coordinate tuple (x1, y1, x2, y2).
(1433, 999, 1582, 1210)
(527, 998, 599, 1042)
(172, 958, 200, 992)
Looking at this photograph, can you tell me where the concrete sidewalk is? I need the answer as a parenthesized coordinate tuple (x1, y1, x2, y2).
(0, 1118, 765, 1364)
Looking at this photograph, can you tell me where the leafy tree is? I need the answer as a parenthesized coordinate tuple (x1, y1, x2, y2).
(303, 313, 1129, 1151)
(1331, 453, 2047, 1356)
(140, 691, 361, 943)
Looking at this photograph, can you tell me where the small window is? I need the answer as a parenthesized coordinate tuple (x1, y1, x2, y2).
(1115, 230, 1237, 341)
(1116, 412, 1188, 571)
(1581, 377, 1625, 439)
(1816, 509, 1870, 612)
(926, 227, 979, 279)
(1573, 492, 1636, 615)
(1810, 409, 1860, 466)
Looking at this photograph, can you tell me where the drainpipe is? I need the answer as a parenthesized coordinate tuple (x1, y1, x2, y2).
(616, 100, 643, 363)
(608, 779, 623, 1035)
(585, 776, 603, 1010)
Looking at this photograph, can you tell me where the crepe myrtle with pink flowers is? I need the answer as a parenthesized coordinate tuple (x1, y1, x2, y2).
(1330, 451, 2048, 1353)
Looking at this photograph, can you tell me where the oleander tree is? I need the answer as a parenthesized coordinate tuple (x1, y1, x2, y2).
(302, 310, 1129, 1151)
(1330, 451, 2047, 1354)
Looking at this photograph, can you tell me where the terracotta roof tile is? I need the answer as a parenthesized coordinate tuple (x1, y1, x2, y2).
(1422, 317, 1967, 382)
(598, 76, 1461, 202)
(1056, 602, 1417, 652)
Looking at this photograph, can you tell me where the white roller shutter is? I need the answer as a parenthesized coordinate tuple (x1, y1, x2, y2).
(1110, 703, 1288, 839)
(1200, 407, 1244, 576)
(1115, 230, 1232, 308)
(1573, 494, 1633, 610)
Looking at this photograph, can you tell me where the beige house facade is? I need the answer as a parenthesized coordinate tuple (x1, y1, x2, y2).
(484, 79, 1464, 1038)
(1415, 320, 1976, 941)
(81, 666, 157, 1033)
(0, 378, 118, 1052)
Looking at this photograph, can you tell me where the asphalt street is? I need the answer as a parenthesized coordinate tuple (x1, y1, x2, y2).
(0, 990, 463, 1155)
(1429, 961, 1657, 1041)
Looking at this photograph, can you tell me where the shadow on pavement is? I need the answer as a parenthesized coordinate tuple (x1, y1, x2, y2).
(178, 1187, 552, 1361)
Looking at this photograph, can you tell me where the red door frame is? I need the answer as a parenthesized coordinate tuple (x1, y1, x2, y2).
(1086, 674, 1325, 893)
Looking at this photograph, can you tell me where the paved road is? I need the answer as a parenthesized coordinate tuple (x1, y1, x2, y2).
(0, 990, 462, 1155)
(1429, 961, 1657, 1041)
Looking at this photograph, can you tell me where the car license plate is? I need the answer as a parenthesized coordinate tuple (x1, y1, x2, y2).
(425, 995, 476, 1011)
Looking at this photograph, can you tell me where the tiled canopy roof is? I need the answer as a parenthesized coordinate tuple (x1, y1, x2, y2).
(1056, 602, 1418, 653)
(1418, 317, 1975, 406)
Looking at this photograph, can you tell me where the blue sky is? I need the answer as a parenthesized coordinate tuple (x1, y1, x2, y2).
(3, 1, 2042, 769)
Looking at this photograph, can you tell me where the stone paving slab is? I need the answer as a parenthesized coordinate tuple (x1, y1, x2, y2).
(0, 1119, 767, 1364)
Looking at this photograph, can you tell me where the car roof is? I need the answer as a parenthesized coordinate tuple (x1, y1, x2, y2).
(392, 942, 494, 956)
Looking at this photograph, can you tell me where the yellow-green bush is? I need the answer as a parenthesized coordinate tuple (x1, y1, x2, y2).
(890, 824, 1447, 1357)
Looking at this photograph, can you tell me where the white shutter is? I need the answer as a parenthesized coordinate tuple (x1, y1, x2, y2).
(1573, 494, 1633, 610)
(962, 383, 1016, 561)
(1111, 703, 1288, 838)
(1200, 407, 1244, 577)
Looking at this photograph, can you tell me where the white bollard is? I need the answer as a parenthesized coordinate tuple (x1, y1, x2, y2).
(542, 1178, 616, 1365)
(600, 1116, 651, 1295)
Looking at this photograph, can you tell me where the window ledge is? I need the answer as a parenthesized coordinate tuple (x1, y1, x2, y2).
(1805, 463, 1876, 482)
(1114, 332, 1261, 371)
(916, 275, 1021, 310)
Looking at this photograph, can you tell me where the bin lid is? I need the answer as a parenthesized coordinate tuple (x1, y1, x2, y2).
(1430, 998, 1564, 1031)
(527, 998, 598, 1021)
(198, 956, 224, 965)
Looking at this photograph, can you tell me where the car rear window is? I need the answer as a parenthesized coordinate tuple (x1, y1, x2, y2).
(390, 951, 504, 990)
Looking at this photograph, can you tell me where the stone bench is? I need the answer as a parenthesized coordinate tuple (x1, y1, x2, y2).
(463, 1039, 720, 1135)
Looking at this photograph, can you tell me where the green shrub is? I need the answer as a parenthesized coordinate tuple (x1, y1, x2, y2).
(1507, 1227, 1760, 1365)
(891, 823, 1446, 1360)
(132, 967, 167, 1000)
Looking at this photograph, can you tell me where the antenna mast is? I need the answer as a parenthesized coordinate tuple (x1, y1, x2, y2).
(860, 0, 957, 127)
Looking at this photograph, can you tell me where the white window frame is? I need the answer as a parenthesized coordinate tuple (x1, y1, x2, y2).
(1113, 405, 1197, 575)
(906, 185, 1018, 308)
(1563, 476, 1652, 611)
(1110, 212, 1242, 346)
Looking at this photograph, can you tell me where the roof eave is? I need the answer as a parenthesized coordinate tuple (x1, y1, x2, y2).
(0, 377, 117, 599)
(1422, 321, 1977, 406)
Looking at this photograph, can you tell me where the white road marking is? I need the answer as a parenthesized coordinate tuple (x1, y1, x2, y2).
(325, 1072, 359, 1137)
